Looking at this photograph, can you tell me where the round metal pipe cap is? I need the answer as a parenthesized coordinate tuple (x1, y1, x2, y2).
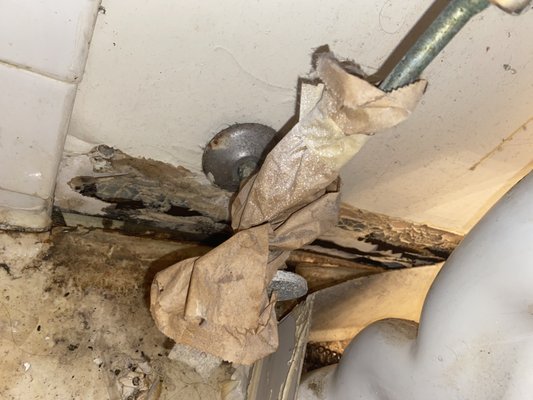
(202, 123, 278, 192)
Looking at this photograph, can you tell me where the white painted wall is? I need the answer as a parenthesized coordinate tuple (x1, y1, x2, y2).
(68, 0, 533, 234)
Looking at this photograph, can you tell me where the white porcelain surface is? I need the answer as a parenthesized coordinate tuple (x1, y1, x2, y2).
(299, 171, 533, 400)
(0, 63, 76, 200)
(0, 0, 100, 82)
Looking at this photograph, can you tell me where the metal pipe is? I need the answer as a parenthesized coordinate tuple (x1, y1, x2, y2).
(379, 0, 490, 92)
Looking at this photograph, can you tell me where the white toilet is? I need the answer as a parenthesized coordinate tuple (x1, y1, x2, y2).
(299, 171, 533, 400)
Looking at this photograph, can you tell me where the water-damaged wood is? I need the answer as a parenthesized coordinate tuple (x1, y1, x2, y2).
(56, 146, 462, 266)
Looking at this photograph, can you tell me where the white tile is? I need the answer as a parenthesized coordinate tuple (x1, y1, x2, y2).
(0, 63, 76, 200)
(0, 189, 50, 230)
(0, 0, 100, 82)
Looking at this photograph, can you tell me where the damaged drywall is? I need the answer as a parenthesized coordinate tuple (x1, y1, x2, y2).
(55, 144, 232, 241)
(309, 205, 462, 268)
(55, 143, 461, 268)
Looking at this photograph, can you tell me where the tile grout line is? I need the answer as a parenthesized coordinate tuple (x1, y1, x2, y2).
(0, 58, 78, 85)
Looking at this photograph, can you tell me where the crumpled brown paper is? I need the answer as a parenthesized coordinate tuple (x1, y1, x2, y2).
(231, 54, 426, 230)
(151, 225, 279, 364)
(150, 52, 426, 364)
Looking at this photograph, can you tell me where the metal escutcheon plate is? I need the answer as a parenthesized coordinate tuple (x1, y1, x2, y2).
(202, 123, 278, 192)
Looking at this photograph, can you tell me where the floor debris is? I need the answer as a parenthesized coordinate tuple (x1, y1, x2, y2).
(0, 228, 234, 399)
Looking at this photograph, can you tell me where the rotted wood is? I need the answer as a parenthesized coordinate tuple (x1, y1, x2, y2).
(55, 146, 462, 267)
(338, 206, 461, 259)
(306, 206, 462, 269)
(55, 146, 232, 243)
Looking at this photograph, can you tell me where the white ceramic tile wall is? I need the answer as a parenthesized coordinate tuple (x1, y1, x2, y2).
(0, 0, 100, 82)
(0, 63, 76, 198)
(0, 0, 100, 229)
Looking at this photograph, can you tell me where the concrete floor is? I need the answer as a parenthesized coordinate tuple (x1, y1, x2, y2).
(0, 228, 233, 399)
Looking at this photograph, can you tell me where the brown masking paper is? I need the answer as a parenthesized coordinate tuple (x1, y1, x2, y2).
(150, 225, 279, 365)
(150, 52, 426, 364)
(232, 53, 426, 230)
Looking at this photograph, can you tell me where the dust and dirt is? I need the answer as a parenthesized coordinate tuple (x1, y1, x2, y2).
(0, 228, 231, 400)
